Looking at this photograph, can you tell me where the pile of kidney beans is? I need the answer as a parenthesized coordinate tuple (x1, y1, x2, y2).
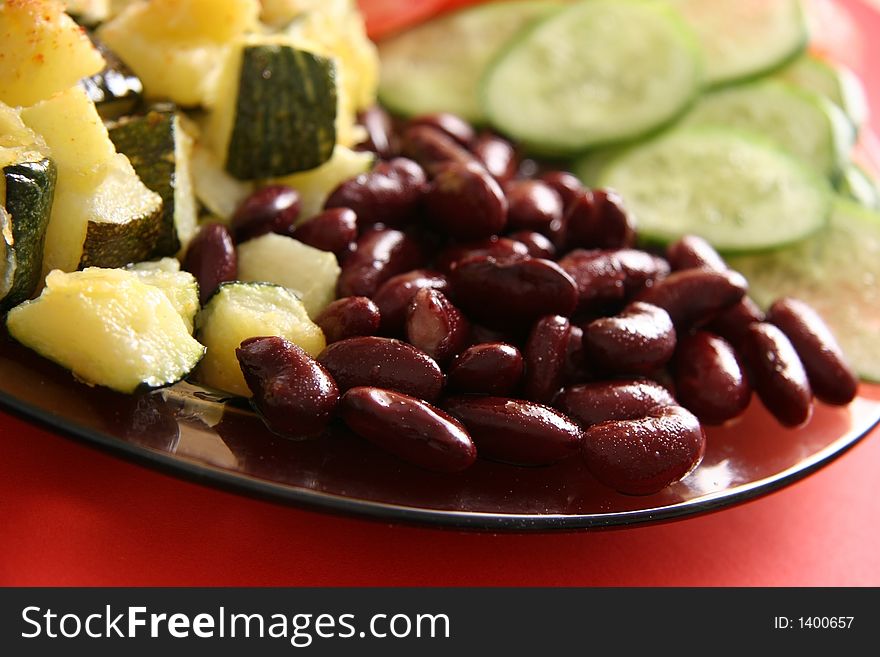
(183, 108, 859, 496)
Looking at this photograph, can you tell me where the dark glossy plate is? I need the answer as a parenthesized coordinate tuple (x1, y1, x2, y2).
(2, 329, 879, 530)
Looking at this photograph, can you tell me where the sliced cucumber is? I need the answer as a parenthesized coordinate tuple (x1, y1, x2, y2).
(482, 0, 702, 155)
(838, 165, 880, 211)
(666, 0, 807, 87)
(728, 197, 880, 382)
(378, 1, 560, 122)
(682, 79, 854, 178)
(595, 126, 831, 253)
(777, 54, 869, 133)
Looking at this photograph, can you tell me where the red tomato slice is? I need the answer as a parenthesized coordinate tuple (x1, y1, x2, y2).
(358, 0, 488, 40)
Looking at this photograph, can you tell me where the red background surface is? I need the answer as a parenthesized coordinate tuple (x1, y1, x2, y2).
(2, 0, 880, 587)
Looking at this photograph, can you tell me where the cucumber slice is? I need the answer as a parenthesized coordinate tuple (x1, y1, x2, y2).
(378, 1, 561, 122)
(777, 54, 869, 132)
(666, 0, 807, 87)
(682, 79, 855, 178)
(482, 0, 702, 155)
(595, 126, 831, 253)
(728, 197, 880, 382)
(838, 165, 880, 211)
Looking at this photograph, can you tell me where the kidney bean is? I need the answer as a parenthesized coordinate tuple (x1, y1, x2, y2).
(341, 387, 476, 473)
(582, 405, 706, 495)
(674, 331, 751, 425)
(504, 179, 564, 233)
(236, 336, 339, 439)
(356, 106, 396, 159)
(558, 249, 670, 311)
(372, 269, 449, 334)
(317, 336, 444, 401)
(230, 185, 301, 243)
(408, 112, 475, 146)
(666, 235, 727, 272)
(406, 288, 470, 364)
(471, 132, 518, 183)
(565, 188, 635, 250)
(324, 157, 426, 228)
(290, 207, 357, 257)
(508, 230, 556, 259)
(315, 296, 381, 343)
(767, 298, 857, 406)
(583, 302, 676, 375)
(523, 315, 571, 403)
(182, 223, 237, 304)
(443, 396, 583, 466)
(556, 379, 676, 428)
(336, 228, 425, 298)
(400, 124, 477, 176)
(447, 343, 524, 395)
(540, 171, 585, 211)
(434, 236, 529, 274)
(637, 269, 747, 328)
(450, 255, 578, 327)
(707, 297, 765, 346)
(425, 161, 508, 240)
(739, 323, 813, 427)
(562, 325, 589, 385)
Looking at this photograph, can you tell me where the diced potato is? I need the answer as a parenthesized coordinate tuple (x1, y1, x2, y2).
(237, 233, 340, 317)
(0, 0, 106, 107)
(128, 261, 200, 333)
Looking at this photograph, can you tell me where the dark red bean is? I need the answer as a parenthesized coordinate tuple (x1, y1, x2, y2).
(290, 207, 357, 257)
(556, 379, 675, 428)
(637, 269, 747, 328)
(182, 223, 237, 304)
(324, 157, 426, 228)
(540, 171, 585, 211)
(767, 298, 857, 406)
(400, 124, 477, 176)
(471, 132, 518, 183)
(406, 288, 470, 364)
(372, 269, 449, 334)
(317, 336, 444, 401)
(443, 396, 583, 466)
(434, 236, 529, 274)
(230, 185, 301, 243)
(315, 296, 381, 343)
(425, 161, 508, 240)
(707, 297, 765, 346)
(336, 228, 425, 298)
(666, 235, 727, 272)
(523, 315, 571, 403)
(740, 322, 813, 427)
(236, 336, 339, 439)
(565, 188, 635, 250)
(447, 343, 524, 395)
(558, 249, 670, 311)
(508, 230, 556, 259)
(582, 405, 706, 495)
(674, 331, 751, 425)
(408, 112, 475, 146)
(450, 255, 578, 327)
(562, 325, 589, 385)
(504, 179, 563, 233)
(356, 106, 397, 158)
(583, 302, 676, 375)
(341, 387, 476, 473)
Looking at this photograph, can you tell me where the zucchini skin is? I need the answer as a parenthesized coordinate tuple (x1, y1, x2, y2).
(78, 211, 161, 270)
(226, 46, 338, 180)
(81, 40, 144, 121)
(1, 158, 57, 311)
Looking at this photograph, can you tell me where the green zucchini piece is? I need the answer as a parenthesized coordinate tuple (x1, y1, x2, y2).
(728, 197, 880, 382)
(378, 1, 561, 122)
(6, 267, 205, 393)
(127, 259, 200, 334)
(109, 108, 198, 257)
(837, 165, 880, 211)
(481, 0, 702, 155)
(81, 39, 144, 120)
(1, 158, 56, 311)
(208, 42, 338, 181)
(682, 79, 855, 178)
(195, 282, 326, 396)
(666, 0, 807, 87)
(595, 126, 831, 253)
